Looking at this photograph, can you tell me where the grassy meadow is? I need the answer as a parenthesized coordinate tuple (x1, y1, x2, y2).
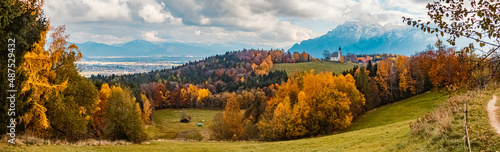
(408, 86, 500, 151)
(1, 92, 452, 151)
(348, 91, 446, 131)
(272, 61, 358, 75)
(146, 109, 221, 140)
(2, 121, 418, 152)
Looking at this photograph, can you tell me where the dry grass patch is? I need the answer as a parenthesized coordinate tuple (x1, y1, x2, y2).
(1, 134, 134, 147)
(410, 84, 500, 151)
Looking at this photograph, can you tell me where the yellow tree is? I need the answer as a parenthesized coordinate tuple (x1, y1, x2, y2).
(254, 55, 273, 75)
(272, 96, 292, 140)
(301, 71, 361, 132)
(92, 83, 112, 137)
(259, 70, 364, 140)
(399, 69, 416, 94)
(103, 86, 146, 143)
(288, 91, 310, 138)
(331, 74, 365, 117)
(223, 92, 243, 139)
(251, 63, 258, 71)
(375, 59, 392, 102)
(315, 88, 352, 132)
(179, 88, 189, 107)
(160, 89, 170, 108)
(140, 94, 152, 124)
(197, 88, 211, 107)
(255, 61, 268, 75)
(265, 76, 300, 110)
(197, 88, 211, 104)
(19, 25, 69, 135)
(187, 84, 199, 107)
(396, 55, 416, 95)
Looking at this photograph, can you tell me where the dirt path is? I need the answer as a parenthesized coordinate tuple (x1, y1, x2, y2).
(487, 95, 500, 134)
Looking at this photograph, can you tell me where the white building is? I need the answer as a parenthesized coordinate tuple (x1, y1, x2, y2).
(330, 45, 342, 61)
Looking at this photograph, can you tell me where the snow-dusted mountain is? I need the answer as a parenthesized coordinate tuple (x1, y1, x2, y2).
(288, 21, 436, 58)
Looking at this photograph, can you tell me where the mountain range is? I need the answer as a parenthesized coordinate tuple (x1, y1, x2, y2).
(77, 22, 444, 58)
(288, 21, 437, 58)
(76, 40, 225, 57)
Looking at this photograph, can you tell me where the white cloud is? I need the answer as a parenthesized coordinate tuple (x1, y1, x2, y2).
(141, 31, 164, 42)
(138, 2, 181, 23)
(138, 4, 166, 23)
(85, 0, 131, 21)
(159, 0, 321, 44)
(45, 0, 132, 22)
(45, 0, 433, 49)
(194, 30, 201, 35)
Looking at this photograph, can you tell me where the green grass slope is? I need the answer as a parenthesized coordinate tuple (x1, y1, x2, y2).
(146, 109, 220, 140)
(272, 61, 358, 75)
(409, 87, 500, 151)
(2, 92, 448, 151)
(5, 121, 417, 152)
(348, 91, 446, 131)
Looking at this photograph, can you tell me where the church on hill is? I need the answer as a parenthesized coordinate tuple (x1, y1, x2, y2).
(330, 45, 342, 62)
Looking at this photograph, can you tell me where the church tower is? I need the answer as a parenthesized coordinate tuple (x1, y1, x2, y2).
(338, 45, 341, 58)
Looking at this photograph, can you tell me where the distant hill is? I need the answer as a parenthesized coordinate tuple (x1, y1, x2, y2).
(75, 40, 223, 57)
(288, 21, 436, 58)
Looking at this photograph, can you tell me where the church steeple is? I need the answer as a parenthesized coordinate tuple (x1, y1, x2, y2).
(338, 45, 341, 57)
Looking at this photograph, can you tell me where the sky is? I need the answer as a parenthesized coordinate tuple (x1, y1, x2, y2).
(44, 0, 434, 49)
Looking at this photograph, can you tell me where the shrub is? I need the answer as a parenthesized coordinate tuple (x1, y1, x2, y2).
(46, 94, 89, 141)
(180, 109, 192, 121)
(209, 112, 224, 140)
(242, 116, 260, 140)
(210, 93, 244, 140)
(184, 130, 203, 141)
(175, 129, 203, 141)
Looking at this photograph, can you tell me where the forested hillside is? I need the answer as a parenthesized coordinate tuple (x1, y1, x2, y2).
(89, 49, 321, 108)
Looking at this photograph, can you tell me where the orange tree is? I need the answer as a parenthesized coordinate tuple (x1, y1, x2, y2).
(258, 70, 364, 141)
(403, 0, 499, 87)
